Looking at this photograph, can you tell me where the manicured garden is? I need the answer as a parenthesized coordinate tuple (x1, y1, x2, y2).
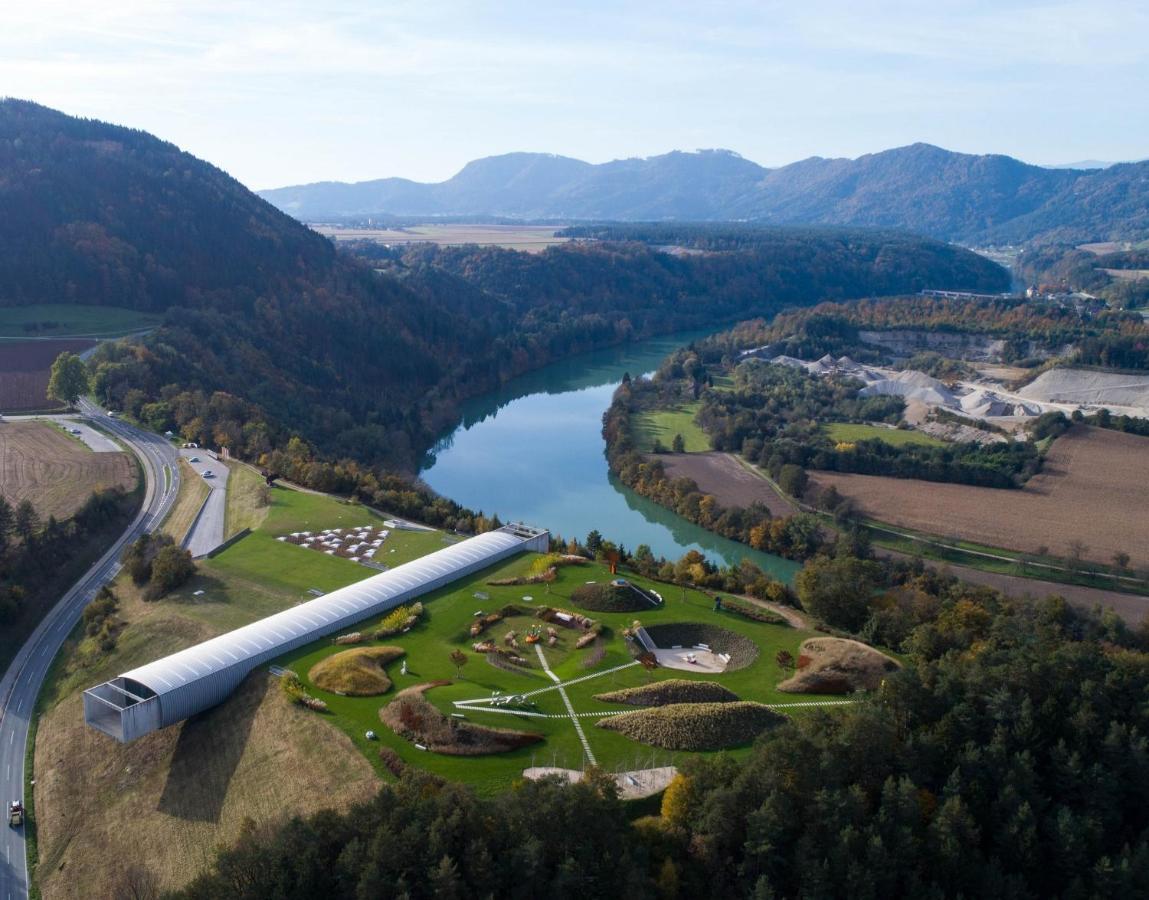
(273, 552, 819, 795)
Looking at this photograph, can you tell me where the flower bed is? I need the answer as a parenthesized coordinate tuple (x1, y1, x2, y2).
(381, 683, 544, 755)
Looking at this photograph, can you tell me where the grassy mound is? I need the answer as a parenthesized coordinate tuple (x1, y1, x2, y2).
(779, 638, 900, 695)
(381, 683, 544, 755)
(571, 581, 655, 613)
(594, 679, 739, 706)
(643, 623, 760, 670)
(308, 646, 405, 696)
(596, 702, 784, 750)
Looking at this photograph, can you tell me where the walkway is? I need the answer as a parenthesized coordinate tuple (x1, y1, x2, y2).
(536, 645, 595, 764)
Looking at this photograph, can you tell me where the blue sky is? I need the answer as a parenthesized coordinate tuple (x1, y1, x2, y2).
(3, 1, 1146, 189)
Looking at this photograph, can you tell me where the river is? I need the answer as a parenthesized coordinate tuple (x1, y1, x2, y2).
(420, 332, 800, 582)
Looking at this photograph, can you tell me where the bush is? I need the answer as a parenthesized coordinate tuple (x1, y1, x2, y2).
(595, 679, 739, 706)
(596, 702, 784, 750)
(308, 646, 405, 696)
(381, 684, 544, 755)
(375, 602, 423, 638)
(144, 544, 195, 600)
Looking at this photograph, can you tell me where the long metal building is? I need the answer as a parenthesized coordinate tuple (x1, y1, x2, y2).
(83, 523, 549, 742)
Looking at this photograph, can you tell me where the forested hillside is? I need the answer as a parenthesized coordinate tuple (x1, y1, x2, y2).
(0, 101, 1006, 472)
(260, 144, 1149, 245)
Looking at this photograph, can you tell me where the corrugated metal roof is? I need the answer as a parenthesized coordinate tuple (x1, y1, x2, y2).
(121, 528, 525, 696)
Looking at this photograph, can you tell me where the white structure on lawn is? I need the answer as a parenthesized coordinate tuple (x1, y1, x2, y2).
(83, 524, 549, 742)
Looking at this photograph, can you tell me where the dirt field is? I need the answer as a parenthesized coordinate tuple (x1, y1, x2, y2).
(0, 421, 136, 519)
(34, 581, 378, 899)
(810, 426, 1149, 566)
(0, 338, 95, 411)
(656, 451, 798, 518)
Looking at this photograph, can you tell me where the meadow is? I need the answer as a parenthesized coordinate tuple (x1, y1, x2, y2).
(824, 422, 947, 447)
(0, 303, 160, 338)
(631, 401, 711, 452)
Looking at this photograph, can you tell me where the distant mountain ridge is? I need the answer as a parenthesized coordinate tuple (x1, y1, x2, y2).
(260, 145, 1149, 245)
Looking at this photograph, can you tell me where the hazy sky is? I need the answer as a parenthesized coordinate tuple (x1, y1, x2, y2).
(3, 0, 1146, 189)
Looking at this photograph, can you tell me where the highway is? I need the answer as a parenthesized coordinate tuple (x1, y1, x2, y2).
(0, 401, 179, 900)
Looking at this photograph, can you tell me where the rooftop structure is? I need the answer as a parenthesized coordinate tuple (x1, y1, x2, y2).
(83, 524, 549, 742)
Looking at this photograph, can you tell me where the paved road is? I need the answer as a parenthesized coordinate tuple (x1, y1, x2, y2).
(0, 401, 179, 900)
(178, 449, 230, 557)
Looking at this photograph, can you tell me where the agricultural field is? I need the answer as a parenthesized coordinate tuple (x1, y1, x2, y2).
(631, 401, 711, 452)
(0, 339, 95, 412)
(658, 451, 797, 517)
(34, 479, 854, 895)
(0, 420, 136, 519)
(0, 303, 160, 338)
(312, 223, 569, 252)
(811, 426, 1149, 566)
(823, 422, 946, 447)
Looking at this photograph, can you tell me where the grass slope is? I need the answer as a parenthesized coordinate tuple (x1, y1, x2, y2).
(824, 422, 946, 447)
(632, 402, 711, 452)
(0, 303, 160, 338)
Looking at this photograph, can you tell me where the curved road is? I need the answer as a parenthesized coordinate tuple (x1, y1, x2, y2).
(0, 401, 179, 900)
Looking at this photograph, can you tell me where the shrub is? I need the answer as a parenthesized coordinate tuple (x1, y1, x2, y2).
(594, 679, 739, 706)
(596, 702, 785, 750)
(145, 544, 195, 599)
(375, 602, 423, 638)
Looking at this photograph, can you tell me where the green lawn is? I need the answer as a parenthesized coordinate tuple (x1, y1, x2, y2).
(206, 485, 457, 600)
(825, 422, 946, 447)
(275, 556, 818, 795)
(0, 304, 161, 338)
(631, 402, 711, 452)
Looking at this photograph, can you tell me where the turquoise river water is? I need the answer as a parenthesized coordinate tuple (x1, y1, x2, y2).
(420, 332, 800, 583)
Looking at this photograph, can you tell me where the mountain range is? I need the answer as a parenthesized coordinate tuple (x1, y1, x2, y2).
(259, 145, 1149, 246)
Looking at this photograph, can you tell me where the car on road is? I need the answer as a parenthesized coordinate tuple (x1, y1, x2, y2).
(70, 428, 82, 435)
(106, 410, 116, 417)
(189, 456, 200, 463)
(202, 469, 215, 478)
(9, 800, 23, 828)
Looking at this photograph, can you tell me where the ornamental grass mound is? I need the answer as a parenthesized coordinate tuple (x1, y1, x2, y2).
(594, 679, 739, 706)
(596, 702, 784, 751)
(778, 637, 900, 695)
(381, 683, 544, 755)
(570, 582, 654, 613)
(308, 646, 405, 696)
(643, 623, 760, 670)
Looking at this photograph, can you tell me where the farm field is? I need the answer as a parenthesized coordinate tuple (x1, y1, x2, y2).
(631, 401, 710, 452)
(824, 422, 946, 447)
(0, 303, 160, 338)
(0, 339, 95, 412)
(312, 223, 569, 252)
(0, 420, 136, 519)
(810, 426, 1149, 566)
(657, 451, 797, 517)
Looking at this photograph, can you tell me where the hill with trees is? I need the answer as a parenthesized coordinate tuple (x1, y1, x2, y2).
(260, 144, 1149, 245)
(0, 101, 1005, 475)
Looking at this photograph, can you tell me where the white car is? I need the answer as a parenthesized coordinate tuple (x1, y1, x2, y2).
(202, 470, 215, 478)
